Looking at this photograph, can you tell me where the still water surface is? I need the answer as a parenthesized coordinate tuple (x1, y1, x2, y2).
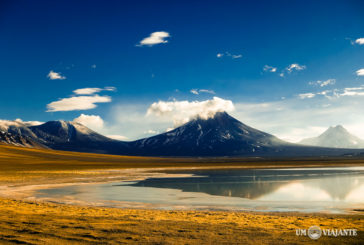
(36, 167, 364, 213)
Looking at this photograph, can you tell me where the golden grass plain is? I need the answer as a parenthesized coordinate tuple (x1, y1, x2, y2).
(0, 144, 363, 244)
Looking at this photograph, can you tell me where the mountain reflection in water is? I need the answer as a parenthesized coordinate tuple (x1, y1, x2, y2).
(127, 168, 364, 202)
(35, 167, 364, 213)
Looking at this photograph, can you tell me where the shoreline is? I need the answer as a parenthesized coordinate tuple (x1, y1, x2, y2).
(1, 165, 363, 215)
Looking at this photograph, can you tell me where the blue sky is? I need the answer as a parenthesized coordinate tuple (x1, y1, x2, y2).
(0, 0, 364, 141)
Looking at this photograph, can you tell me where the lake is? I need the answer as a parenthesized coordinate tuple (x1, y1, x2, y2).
(35, 166, 364, 213)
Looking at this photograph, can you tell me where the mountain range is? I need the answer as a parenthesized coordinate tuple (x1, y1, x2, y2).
(0, 119, 129, 154)
(1, 112, 363, 157)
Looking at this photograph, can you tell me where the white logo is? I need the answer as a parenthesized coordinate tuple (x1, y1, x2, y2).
(308, 225, 322, 240)
(296, 225, 357, 240)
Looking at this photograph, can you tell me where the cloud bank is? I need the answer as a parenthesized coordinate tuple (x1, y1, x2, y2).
(73, 114, 104, 130)
(147, 97, 235, 126)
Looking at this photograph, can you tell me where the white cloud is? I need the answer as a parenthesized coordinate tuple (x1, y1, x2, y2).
(14, 118, 43, 126)
(144, 129, 158, 134)
(299, 86, 364, 99)
(341, 87, 364, 97)
(138, 31, 170, 46)
(73, 87, 116, 95)
(190, 89, 199, 95)
(263, 65, 277, 72)
(73, 114, 104, 131)
(231, 54, 242, 59)
(72, 114, 127, 140)
(147, 97, 235, 126)
(279, 73, 284, 77)
(199, 89, 215, 94)
(106, 135, 128, 140)
(47, 70, 66, 80)
(74, 88, 102, 95)
(356, 68, 364, 76)
(190, 89, 215, 95)
(216, 52, 242, 59)
(355, 38, 364, 45)
(47, 95, 111, 112)
(309, 79, 336, 87)
(298, 93, 316, 99)
(286, 63, 306, 73)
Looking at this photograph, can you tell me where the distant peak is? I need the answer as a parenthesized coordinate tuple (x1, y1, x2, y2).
(327, 125, 346, 132)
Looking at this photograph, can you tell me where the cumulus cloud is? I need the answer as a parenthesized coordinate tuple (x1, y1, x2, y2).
(263, 65, 277, 72)
(355, 38, 364, 45)
(356, 68, 364, 76)
(147, 97, 235, 126)
(47, 70, 66, 80)
(309, 79, 336, 87)
(73, 114, 128, 140)
(73, 114, 104, 131)
(73, 87, 116, 95)
(138, 31, 170, 46)
(190, 89, 215, 95)
(47, 95, 111, 112)
(72, 114, 128, 140)
(286, 63, 306, 73)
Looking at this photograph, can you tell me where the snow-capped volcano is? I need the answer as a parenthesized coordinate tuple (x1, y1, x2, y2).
(130, 112, 288, 156)
(299, 125, 364, 149)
